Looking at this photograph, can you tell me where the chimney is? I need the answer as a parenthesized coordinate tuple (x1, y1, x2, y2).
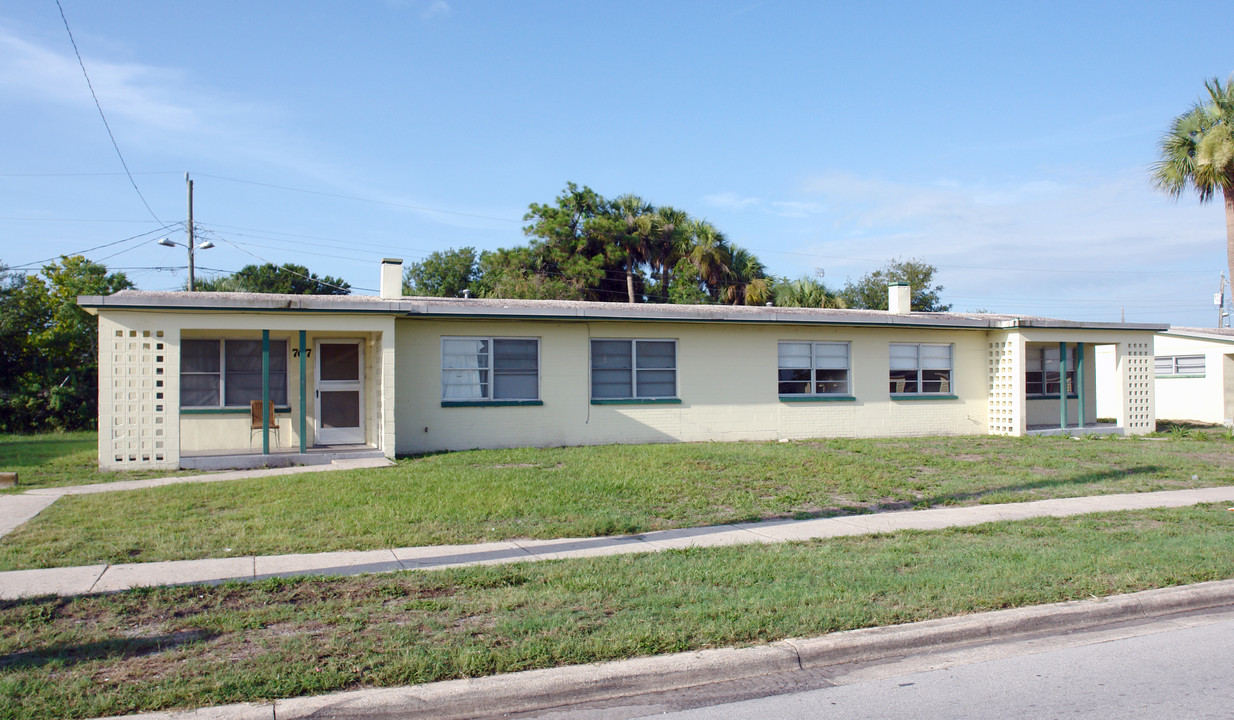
(888, 282, 911, 314)
(380, 258, 403, 298)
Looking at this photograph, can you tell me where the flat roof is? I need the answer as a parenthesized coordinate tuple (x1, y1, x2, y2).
(77, 290, 1168, 332)
(1160, 326, 1234, 343)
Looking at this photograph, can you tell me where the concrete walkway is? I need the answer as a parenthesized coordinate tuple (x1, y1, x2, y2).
(5, 484, 1234, 601)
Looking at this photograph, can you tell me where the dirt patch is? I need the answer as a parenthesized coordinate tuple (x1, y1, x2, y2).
(952, 455, 984, 462)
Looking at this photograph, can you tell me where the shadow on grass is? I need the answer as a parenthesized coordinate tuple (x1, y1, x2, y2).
(753, 465, 1171, 525)
(0, 629, 215, 670)
(922, 465, 1168, 507)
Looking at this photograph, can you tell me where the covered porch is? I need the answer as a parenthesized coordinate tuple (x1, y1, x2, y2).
(986, 328, 1156, 438)
(92, 305, 397, 471)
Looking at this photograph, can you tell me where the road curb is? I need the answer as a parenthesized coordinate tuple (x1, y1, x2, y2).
(94, 578, 1234, 720)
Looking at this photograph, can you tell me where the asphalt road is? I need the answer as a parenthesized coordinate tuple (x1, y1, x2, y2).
(519, 606, 1234, 720)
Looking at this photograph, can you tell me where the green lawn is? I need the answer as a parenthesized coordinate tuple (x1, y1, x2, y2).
(3, 433, 1234, 570)
(2, 505, 1232, 720)
(0, 432, 195, 492)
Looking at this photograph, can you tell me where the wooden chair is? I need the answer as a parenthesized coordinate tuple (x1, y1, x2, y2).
(249, 400, 280, 448)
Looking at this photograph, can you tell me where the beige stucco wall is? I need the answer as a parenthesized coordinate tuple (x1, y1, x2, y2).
(95, 304, 1163, 468)
(1152, 334, 1233, 424)
(393, 317, 992, 454)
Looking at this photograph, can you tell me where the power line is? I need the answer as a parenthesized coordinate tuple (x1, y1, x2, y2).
(203, 234, 375, 294)
(54, 0, 164, 225)
(202, 222, 443, 258)
(0, 171, 180, 177)
(193, 172, 522, 223)
(0, 216, 167, 223)
(766, 250, 1212, 276)
(9, 223, 181, 269)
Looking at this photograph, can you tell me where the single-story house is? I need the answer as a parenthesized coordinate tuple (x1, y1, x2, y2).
(78, 261, 1164, 471)
(1138, 327, 1234, 425)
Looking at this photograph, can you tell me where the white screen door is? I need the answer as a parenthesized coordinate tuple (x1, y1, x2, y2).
(316, 340, 365, 445)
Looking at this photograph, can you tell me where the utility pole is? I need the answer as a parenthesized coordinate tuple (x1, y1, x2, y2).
(186, 172, 195, 291)
(1215, 273, 1229, 329)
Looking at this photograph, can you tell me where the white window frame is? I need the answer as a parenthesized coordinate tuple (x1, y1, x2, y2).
(441, 336, 541, 402)
(590, 338, 679, 400)
(777, 341, 851, 396)
(180, 338, 289, 408)
(1155, 354, 1205, 377)
(889, 342, 953, 395)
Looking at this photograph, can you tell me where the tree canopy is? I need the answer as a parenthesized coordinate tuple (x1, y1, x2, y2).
(0, 256, 132, 432)
(840, 258, 950, 312)
(773, 276, 846, 308)
(403, 247, 478, 297)
(466, 182, 769, 304)
(194, 263, 350, 295)
(1152, 75, 1234, 284)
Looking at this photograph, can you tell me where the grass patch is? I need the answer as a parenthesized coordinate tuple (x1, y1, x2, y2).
(0, 432, 195, 492)
(2, 504, 1233, 719)
(4, 434, 1234, 570)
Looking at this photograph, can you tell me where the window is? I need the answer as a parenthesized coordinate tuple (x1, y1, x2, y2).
(442, 337, 539, 401)
(591, 339, 677, 400)
(180, 339, 288, 407)
(1026, 346, 1077, 397)
(889, 343, 952, 394)
(778, 341, 850, 396)
(1155, 355, 1205, 377)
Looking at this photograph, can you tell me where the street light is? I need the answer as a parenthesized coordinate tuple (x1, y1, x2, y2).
(156, 236, 214, 290)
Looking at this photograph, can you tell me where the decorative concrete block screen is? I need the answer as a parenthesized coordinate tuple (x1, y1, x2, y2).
(101, 324, 178, 469)
(987, 338, 1023, 436)
(1122, 341, 1154, 433)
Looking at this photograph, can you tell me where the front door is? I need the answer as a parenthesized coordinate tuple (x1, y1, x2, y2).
(316, 340, 365, 445)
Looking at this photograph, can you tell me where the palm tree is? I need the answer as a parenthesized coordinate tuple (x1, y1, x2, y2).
(773, 277, 846, 308)
(1153, 76, 1234, 284)
(612, 194, 654, 303)
(650, 206, 690, 302)
(719, 245, 770, 305)
(684, 219, 731, 299)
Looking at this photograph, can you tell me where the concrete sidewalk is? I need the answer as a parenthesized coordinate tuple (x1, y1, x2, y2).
(5, 484, 1234, 601)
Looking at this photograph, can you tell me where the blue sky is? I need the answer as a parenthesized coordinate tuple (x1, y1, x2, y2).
(2, 1, 1232, 325)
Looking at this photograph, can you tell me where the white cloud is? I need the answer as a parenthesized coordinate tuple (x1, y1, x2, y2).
(422, 1, 451, 19)
(0, 26, 202, 132)
(702, 191, 761, 210)
(789, 170, 1225, 323)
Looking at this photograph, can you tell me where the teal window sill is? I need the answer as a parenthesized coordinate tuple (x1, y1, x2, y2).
(591, 398, 682, 405)
(890, 394, 959, 401)
(1156, 374, 1205, 379)
(779, 395, 856, 402)
(441, 400, 544, 408)
(182, 406, 291, 415)
(1026, 394, 1079, 400)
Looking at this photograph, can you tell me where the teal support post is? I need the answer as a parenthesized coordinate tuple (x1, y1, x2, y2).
(298, 330, 307, 454)
(1059, 342, 1068, 429)
(1076, 343, 1086, 429)
(262, 330, 270, 455)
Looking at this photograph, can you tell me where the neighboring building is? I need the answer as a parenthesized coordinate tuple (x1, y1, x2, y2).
(78, 261, 1163, 471)
(1150, 328, 1234, 425)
